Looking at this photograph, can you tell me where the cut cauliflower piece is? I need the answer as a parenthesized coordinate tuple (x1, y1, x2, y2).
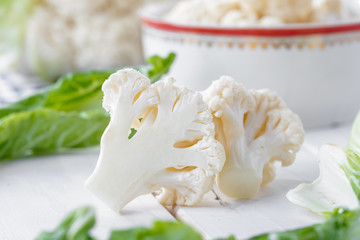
(202, 76, 305, 199)
(86, 69, 225, 212)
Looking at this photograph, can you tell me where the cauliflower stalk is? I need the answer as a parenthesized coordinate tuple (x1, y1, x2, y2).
(202, 76, 304, 199)
(85, 69, 225, 212)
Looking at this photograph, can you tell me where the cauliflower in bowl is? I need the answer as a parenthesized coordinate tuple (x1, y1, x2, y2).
(165, 0, 359, 26)
(86, 69, 225, 212)
(202, 76, 305, 199)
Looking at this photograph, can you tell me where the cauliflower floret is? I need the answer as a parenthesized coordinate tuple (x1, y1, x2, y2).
(165, 0, 241, 25)
(164, 0, 217, 25)
(239, 0, 266, 16)
(265, 0, 313, 23)
(206, 0, 242, 23)
(202, 76, 304, 199)
(25, 6, 75, 81)
(86, 69, 225, 212)
(220, 10, 258, 26)
(45, 0, 143, 15)
(259, 16, 284, 26)
(72, 13, 141, 71)
(312, 0, 343, 22)
(312, 0, 360, 22)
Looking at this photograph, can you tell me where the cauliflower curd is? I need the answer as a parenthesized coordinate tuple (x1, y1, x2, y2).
(203, 76, 305, 199)
(86, 69, 225, 211)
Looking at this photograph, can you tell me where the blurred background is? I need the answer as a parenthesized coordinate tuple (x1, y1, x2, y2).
(1, 0, 360, 127)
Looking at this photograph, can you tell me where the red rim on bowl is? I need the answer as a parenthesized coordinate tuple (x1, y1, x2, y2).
(140, 2, 360, 37)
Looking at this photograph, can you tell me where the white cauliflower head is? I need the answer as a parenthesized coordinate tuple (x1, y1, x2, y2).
(24, 0, 143, 81)
(86, 69, 225, 212)
(202, 76, 305, 199)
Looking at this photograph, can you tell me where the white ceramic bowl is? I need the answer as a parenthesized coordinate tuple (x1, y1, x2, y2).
(140, 2, 360, 128)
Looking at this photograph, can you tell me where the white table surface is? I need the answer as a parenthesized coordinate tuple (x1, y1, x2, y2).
(0, 124, 353, 240)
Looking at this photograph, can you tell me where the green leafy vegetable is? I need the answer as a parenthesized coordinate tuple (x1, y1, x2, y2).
(0, 71, 112, 160)
(342, 149, 360, 200)
(110, 221, 203, 240)
(135, 53, 176, 83)
(36, 206, 96, 240)
(349, 111, 360, 156)
(249, 208, 360, 240)
(216, 236, 236, 240)
(0, 109, 109, 159)
(35, 205, 360, 240)
(345, 111, 360, 200)
(0, 53, 175, 160)
(0, 71, 113, 119)
(36, 207, 203, 240)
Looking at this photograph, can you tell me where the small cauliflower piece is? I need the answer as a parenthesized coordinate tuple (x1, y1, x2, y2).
(311, 0, 360, 22)
(220, 10, 258, 26)
(259, 16, 284, 26)
(239, 0, 266, 16)
(85, 69, 225, 212)
(165, 0, 241, 25)
(265, 0, 313, 23)
(202, 76, 304, 199)
(164, 0, 217, 25)
(312, 0, 342, 22)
